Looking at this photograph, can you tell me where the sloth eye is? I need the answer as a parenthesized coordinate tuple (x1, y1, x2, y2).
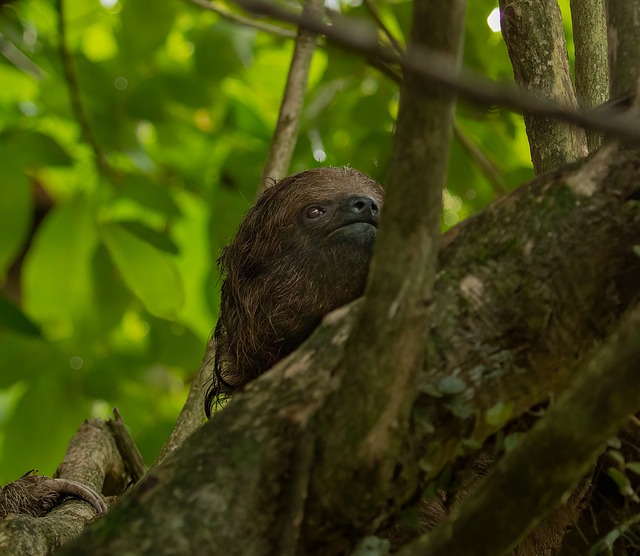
(305, 205, 325, 219)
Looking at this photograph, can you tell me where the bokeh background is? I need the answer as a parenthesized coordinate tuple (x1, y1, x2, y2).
(0, 0, 563, 482)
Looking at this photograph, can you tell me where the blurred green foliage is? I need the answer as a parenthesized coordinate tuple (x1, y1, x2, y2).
(0, 0, 550, 482)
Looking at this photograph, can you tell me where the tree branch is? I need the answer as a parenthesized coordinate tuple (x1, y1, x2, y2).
(55, 0, 112, 180)
(570, 0, 609, 150)
(0, 36, 44, 80)
(363, 0, 404, 55)
(499, 0, 587, 173)
(183, 0, 295, 38)
(307, 0, 466, 537)
(606, 0, 640, 98)
(62, 106, 640, 556)
(399, 304, 640, 556)
(107, 408, 147, 481)
(259, 0, 324, 193)
(453, 126, 508, 195)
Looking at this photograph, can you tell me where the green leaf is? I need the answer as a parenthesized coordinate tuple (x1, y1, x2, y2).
(118, 221, 179, 254)
(485, 401, 515, 428)
(0, 130, 73, 168)
(589, 528, 621, 555)
(193, 23, 245, 81)
(89, 245, 133, 336)
(504, 432, 525, 453)
(624, 462, 640, 476)
(101, 223, 184, 319)
(148, 317, 203, 371)
(352, 536, 391, 556)
(411, 406, 435, 434)
(116, 174, 181, 218)
(120, 0, 176, 60)
(608, 449, 625, 466)
(444, 397, 474, 420)
(0, 168, 31, 278)
(0, 6, 25, 46)
(2, 377, 90, 482)
(606, 467, 633, 497)
(437, 375, 466, 395)
(0, 295, 41, 336)
(0, 333, 52, 388)
(22, 196, 98, 330)
(127, 76, 167, 122)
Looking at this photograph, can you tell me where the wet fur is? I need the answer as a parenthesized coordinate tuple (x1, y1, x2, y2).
(205, 167, 383, 415)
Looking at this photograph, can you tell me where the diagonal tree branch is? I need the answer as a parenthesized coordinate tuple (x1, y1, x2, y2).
(183, 0, 295, 38)
(259, 0, 324, 193)
(363, 0, 405, 55)
(56, 0, 113, 180)
(399, 304, 640, 556)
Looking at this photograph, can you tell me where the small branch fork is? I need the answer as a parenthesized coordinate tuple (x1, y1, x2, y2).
(56, 0, 114, 180)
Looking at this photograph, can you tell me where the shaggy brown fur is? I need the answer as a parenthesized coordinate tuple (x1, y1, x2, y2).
(205, 167, 384, 416)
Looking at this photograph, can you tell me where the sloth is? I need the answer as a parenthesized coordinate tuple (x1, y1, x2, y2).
(205, 167, 383, 416)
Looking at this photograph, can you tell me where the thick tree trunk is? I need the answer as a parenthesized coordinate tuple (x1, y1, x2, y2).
(58, 141, 640, 555)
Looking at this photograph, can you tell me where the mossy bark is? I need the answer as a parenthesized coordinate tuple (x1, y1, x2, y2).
(58, 143, 640, 556)
(499, 0, 588, 173)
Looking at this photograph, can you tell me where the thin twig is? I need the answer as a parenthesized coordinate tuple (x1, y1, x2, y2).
(184, 0, 296, 38)
(56, 0, 112, 179)
(230, 0, 640, 143)
(453, 125, 508, 195)
(359, 55, 506, 194)
(363, 0, 404, 55)
(0, 36, 44, 80)
(259, 0, 324, 193)
(154, 338, 212, 468)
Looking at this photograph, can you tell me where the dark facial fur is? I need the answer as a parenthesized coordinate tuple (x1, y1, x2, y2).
(205, 167, 383, 416)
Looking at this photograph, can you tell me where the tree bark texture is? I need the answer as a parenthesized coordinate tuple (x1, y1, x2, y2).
(606, 0, 640, 99)
(570, 0, 608, 150)
(313, 0, 466, 544)
(499, 0, 588, 173)
(58, 142, 640, 556)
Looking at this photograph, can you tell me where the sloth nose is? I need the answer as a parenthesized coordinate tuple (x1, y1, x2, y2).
(347, 195, 379, 217)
